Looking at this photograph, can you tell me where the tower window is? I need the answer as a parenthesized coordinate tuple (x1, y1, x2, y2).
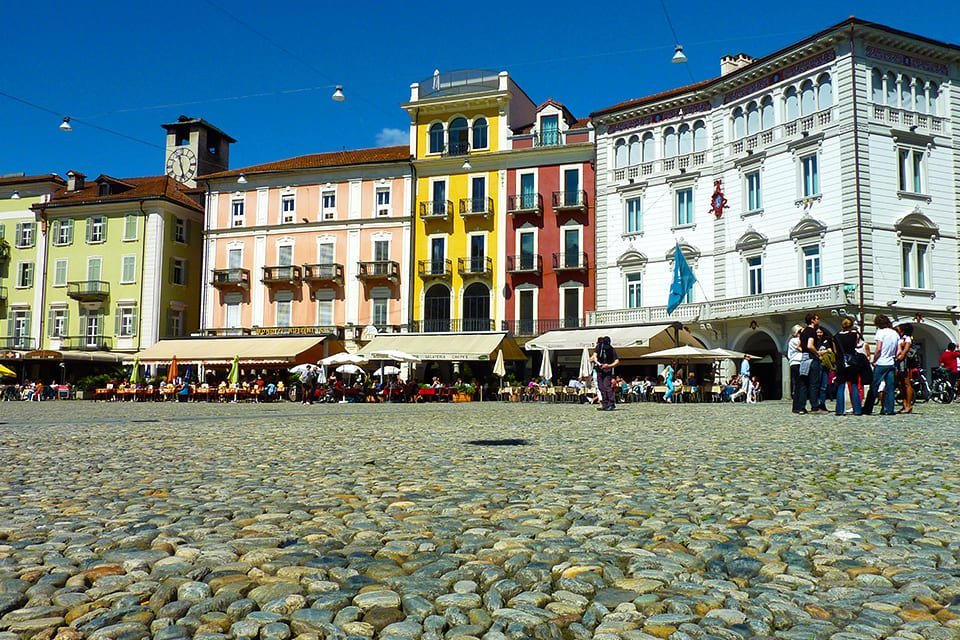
(208, 132, 221, 156)
(177, 130, 190, 146)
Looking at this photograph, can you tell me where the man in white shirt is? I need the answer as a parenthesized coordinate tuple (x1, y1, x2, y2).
(863, 314, 899, 416)
(729, 355, 754, 403)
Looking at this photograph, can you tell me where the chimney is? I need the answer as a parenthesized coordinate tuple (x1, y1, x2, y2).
(66, 170, 86, 192)
(721, 53, 754, 76)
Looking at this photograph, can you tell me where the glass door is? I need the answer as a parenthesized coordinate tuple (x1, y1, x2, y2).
(563, 228, 580, 268)
(540, 115, 559, 145)
(520, 174, 535, 209)
(430, 237, 445, 275)
(519, 232, 535, 270)
(563, 169, 580, 206)
(85, 314, 100, 349)
(471, 177, 485, 213)
(519, 290, 534, 335)
(470, 235, 485, 273)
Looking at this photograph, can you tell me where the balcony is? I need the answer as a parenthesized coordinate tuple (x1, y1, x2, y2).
(67, 281, 110, 302)
(212, 268, 251, 289)
(535, 131, 563, 147)
(871, 104, 945, 133)
(358, 260, 400, 282)
(552, 190, 588, 211)
(552, 252, 589, 272)
(506, 254, 542, 275)
(458, 256, 493, 278)
(502, 318, 583, 337)
(586, 282, 856, 326)
(612, 151, 710, 183)
(410, 319, 496, 332)
(507, 194, 543, 216)
(1, 337, 35, 350)
(782, 108, 833, 137)
(726, 107, 838, 157)
(262, 265, 303, 286)
(60, 335, 113, 351)
(303, 263, 344, 286)
(420, 200, 453, 221)
(442, 141, 471, 157)
(418, 259, 452, 280)
(459, 196, 494, 217)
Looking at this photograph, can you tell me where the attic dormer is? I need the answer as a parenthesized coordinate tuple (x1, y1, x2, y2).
(66, 170, 86, 192)
(94, 175, 135, 198)
(533, 100, 577, 147)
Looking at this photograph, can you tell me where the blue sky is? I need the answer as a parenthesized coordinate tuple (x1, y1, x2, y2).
(2, 1, 957, 179)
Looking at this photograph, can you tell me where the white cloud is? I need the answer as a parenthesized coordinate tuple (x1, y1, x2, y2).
(376, 127, 408, 146)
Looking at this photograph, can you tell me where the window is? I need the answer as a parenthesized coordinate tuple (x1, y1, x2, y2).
(473, 117, 488, 149)
(898, 148, 925, 194)
(11, 310, 30, 348)
(628, 136, 640, 164)
(277, 244, 293, 266)
(471, 176, 486, 212)
(431, 180, 447, 214)
(86, 257, 102, 283)
(733, 108, 745, 139)
(562, 227, 581, 268)
(168, 310, 184, 337)
(676, 188, 694, 226)
(803, 246, 821, 287)
(321, 191, 336, 220)
(17, 262, 34, 288)
(15, 222, 35, 248)
(518, 231, 536, 270)
(372, 296, 388, 326)
(746, 171, 762, 212)
(373, 239, 390, 263)
(429, 237, 445, 275)
(316, 295, 334, 326)
(625, 197, 642, 234)
(469, 234, 485, 272)
(174, 218, 187, 243)
(87, 217, 106, 243)
(801, 155, 819, 197)
(231, 199, 245, 227)
(692, 121, 707, 151)
(116, 306, 138, 338)
(562, 288, 580, 328)
(817, 74, 833, 109)
(124, 214, 138, 241)
(563, 169, 580, 206)
(318, 242, 334, 265)
(276, 294, 292, 327)
(784, 87, 799, 121)
(642, 133, 655, 162)
(281, 194, 295, 223)
(227, 248, 243, 269)
(225, 294, 242, 329)
(901, 241, 928, 289)
(747, 256, 763, 295)
(49, 309, 68, 339)
(54, 259, 68, 287)
(663, 127, 677, 158)
(800, 80, 815, 115)
(448, 117, 469, 155)
(626, 273, 642, 308)
(678, 124, 691, 155)
(746, 102, 760, 135)
(518, 289, 535, 334)
(871, 68, 884, 103)
(171, 258, 187, 285)
(375, 188, 390, 216)
(519, 173, 536, 209)
(760, 97, 774, 130)
(614, 140, 627, 168)
(121, 255, 137, 284)
(540, 115, 559, 146)
(429, 122, 445, 154)
(54, 219, 73, 246)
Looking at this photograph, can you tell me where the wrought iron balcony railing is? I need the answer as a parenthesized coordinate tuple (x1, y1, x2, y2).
(262, 265, 302, 285)
(443, 141, 470, 157)
(459, 196, 494, 217)
(418, 259, 452, 279)
(420, 200, 453, 220)
(458, 256, 493, 277)
(303, 263, 344, 285)
(212, 268, 250, 289)
(552, 190, 588, 210)
(535, 131, 562, 147)
(410, 319, 495, 333)
(357, 261, 400, 281)
(60, 335, 113, 351)
(507, 193, 543, 215)
(501, 317, 584, 337)
(1, 337, 35, 350)
(552, 252, 589, 272)
(506, 254, 542, 275)
(67, 281, 110, 302)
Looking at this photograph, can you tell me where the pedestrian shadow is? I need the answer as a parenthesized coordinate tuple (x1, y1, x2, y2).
(465, 438, 530, 446)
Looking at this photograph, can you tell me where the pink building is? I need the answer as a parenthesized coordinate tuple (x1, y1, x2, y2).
(199, 147, 412, 339)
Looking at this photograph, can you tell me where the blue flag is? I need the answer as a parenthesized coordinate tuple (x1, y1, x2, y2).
(667, 242, 697, 314)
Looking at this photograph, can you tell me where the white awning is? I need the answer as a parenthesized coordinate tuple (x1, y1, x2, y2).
(526, 324, 703, 359)
(359, 332, 526, 361)
(131, 336, 342, 366)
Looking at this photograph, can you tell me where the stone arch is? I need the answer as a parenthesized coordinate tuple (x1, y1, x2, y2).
(789, 215, 827, 242)
(732, 326, 783, 400)
(895, 208, 939, 240)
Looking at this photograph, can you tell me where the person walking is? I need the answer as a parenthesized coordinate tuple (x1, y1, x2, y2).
(663, 363, 676, 403)
(833, 317, 862, 416)
(729, 355, 754, 403)
(793, 313, 825, 414)
(590, 336, 619, 411)
(863, 314, 899, 416)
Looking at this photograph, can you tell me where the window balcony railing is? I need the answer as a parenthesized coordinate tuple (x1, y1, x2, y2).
(535, 131, 563, 147)
(507, 194, 543, 216)
(458, 256, 493, 277)
(357, 261, 400, 281)
(420, 200, 453, 220)
(442, 141, 471, 157)
(67, 281, 110, 302)
(586, 282, 856, 326)
(212, 268, 251, 289)
(199, 328, 253, 337)
(418, 259, 452, 279)
(782, 108, 833, 137)
(552, 252, 589, 272)
(506, 254, 542, 275)
(303, 263, 344, 285)
(501, 318, 584, 337)
(60, 335, 113, 351)
(410, 319, 496, 333)
(726, 107, 838, 156)
(459, 196, 494, 217)
(552, 190, 588, 211)
(262, 265, 302, 285)
(730, 130, 775, 155)
(1, 336, 35, 350)
(870, 105, 945, 134)
(612, 152, 710, 182)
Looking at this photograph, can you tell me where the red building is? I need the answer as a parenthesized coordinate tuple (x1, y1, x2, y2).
(503, 100, 595, 340)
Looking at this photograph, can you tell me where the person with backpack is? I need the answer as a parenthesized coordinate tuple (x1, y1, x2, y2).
(833, 317, 863, 416)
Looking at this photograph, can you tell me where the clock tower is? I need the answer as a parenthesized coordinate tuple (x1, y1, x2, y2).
(161, 115, 236, 187)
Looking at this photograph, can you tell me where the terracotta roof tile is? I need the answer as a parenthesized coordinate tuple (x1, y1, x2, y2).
(38, 175, 202, 212)
(590, 77, 717, 119)
(200, 145, 411, 180)
(0, 173, 66, 187)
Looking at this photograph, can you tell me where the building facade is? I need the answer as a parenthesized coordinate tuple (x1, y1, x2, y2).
(590, 18, 960, 397)
(198, 147, 413, 341)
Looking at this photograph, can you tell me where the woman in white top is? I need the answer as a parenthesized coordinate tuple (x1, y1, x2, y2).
(896, 324, 915, 414)
(786, 325, 803, 400)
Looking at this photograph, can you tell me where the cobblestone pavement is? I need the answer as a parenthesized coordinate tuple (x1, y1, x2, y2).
(1, 400, 959, 640)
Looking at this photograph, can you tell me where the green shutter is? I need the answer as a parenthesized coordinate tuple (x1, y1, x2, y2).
(100, 217, 107, 242)
(114, 307, 122, 335)
(168, 258, 175, 283)
(63, 309, 70, 337)
(50, 220, 60, 243)
(181, 260, 188, 285)
(170, 217, 177, 242)
(0, 223, 5, 239)
(67, 219, 74, 244)
(165, 312, 173, 337)
(6, 316, 13, 338)
(23, 314, 30, 338)
(26, 263, 33, 287)
(131, 307, 138, 337)
(48, 308, 56, 337)
(15, 223, 23, 246)
(85, 219, 93, 243)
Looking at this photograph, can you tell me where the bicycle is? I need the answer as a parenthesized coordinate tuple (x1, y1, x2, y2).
(930, 366, 956, 403)
(894, 366, 932, 407)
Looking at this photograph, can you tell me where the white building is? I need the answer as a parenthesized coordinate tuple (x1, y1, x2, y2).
(589, 18, 959, 398)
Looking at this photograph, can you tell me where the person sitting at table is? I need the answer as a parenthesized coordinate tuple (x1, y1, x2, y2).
(750, 376, 763, 403)
(721, 375, 739, 402)
(686, 372, 699, 401)
(276, 380, 285, 400)
(431, 376, 443, 389)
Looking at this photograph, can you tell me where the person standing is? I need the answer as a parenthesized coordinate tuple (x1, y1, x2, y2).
(786, 325, 803, 399)
(938, 343, 959, 389)
(833, 317, 862, 416)
(590, 336, 619, 411)
(863, 314, 899, 416)
(815, 326, 835, 411)
(793, 313, 825, 414)
(729, 355, 754, 403)
(895, 323, 915, 414)
(663, 363, 675, 403)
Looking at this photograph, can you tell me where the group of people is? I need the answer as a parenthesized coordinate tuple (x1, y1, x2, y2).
(0, 380, 69, 401)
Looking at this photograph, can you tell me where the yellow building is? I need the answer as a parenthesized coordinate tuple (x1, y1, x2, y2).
(403, 70, 535, 332)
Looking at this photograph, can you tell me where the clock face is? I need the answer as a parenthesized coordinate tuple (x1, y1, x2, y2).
(166, 147, 198, 182)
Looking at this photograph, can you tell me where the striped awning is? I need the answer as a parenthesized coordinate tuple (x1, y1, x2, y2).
(359, 332, 526, 361)
(131, 336, 342, 366)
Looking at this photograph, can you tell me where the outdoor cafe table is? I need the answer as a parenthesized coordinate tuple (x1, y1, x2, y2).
(415, 387, 453, 402)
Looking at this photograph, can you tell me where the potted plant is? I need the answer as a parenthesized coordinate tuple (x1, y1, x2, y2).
(453, 383, 475, 402)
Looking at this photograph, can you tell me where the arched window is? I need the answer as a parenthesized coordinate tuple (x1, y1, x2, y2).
(693, 121, 707, 152)
(448, 117, 469, 155)
(628, 135, 641, 165)
(800, 80, 815, 115)
(746, 101, 760, 134)
(817, 74, 832, 109)
(663, 127, 678, 158)
(678, 124, 691, 155)
(429, 123, 444, 154)
(900, 78, 913, 111)
(733, 108, 745, 139)
(642, 133, 655, 162)
(916, 81, 927, 114)
(885, 72, 898, 106)
(472, 117, 488, 149)
(614, 140, 627, 168)
(871, 69, 884, 103)
(928, 82, 939, 115)
(761, 96, 774, 130)
(784, 88, 799, 121)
